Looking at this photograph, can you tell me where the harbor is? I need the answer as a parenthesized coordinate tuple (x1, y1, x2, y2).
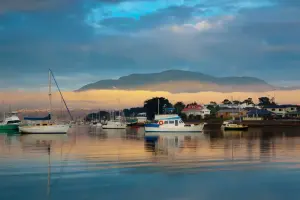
(2, 126, 300, 199)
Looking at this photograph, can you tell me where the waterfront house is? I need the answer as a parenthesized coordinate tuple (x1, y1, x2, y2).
(285, 111, 300, 118)
(182, 104, 211, 118)
(264, 104, 298, 117)
(216, 108, 247, 119)
(218, 103, 259, 109)
(245, 108, 275, 120)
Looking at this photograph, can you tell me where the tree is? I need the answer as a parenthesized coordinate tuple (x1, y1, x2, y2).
(186, 102, 198, 107)
(144, 97, 172, 120)
(222, 99, 232, 105)
(232, 100, 241, 105)
(188, 114, 195, 120)
(243, 98, 254, 105)
(210, 101, 217, 105)
(179, 113, 187, 120)
(207, 105, 220, 116)
(258, 97, 276, 106)
(85, 111, 110, 121)
(174, 102, 185, 114)
(123, 107, 146, 117)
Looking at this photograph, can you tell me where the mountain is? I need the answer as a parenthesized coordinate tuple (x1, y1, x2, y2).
(76, 70, 276, 93)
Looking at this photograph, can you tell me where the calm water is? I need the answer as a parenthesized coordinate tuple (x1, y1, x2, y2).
(1, 126, 300, 200)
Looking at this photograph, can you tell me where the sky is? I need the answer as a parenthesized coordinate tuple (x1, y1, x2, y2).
(0, 0, 300, 110)
(0, 0, 300, 91)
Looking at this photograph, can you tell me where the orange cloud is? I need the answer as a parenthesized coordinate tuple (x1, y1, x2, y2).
(1, 89, 299, 110)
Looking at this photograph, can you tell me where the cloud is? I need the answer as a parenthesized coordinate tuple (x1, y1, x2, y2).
(0, 0, 73, 13)
(1, 89, 300, 110)
(0, 0, 300, 91)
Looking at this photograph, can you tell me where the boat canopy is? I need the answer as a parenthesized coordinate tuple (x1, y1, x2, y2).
(24, 114, 51, 121)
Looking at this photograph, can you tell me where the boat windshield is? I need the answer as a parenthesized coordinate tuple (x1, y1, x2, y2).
(7, 120, 21, 124)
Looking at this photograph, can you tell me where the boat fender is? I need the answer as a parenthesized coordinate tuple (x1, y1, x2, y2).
(159, 121, 164, 125)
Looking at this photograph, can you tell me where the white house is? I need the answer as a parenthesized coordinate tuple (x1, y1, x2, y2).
(182, 104, 210, 118)
(264, 104, 298, 117)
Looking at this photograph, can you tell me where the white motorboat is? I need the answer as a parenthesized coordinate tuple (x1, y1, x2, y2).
(19, 69, 72, 134)
(102, 120, 126, 129)
(144, 114, 206, 132)
(222, 120, 248, 131)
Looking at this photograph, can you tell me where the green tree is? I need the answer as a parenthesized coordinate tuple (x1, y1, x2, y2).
(232, 100, 241, 105)
(144, 97, 172, 120)
(179, 113, 187, 120)
(210, 101, 217, 105)
(222, 99, 232, 105)
(207, 105, 220, 116)
(258, 97, 276, 106)
(174, 102, 185, 114)
(243, 98, 254, 105)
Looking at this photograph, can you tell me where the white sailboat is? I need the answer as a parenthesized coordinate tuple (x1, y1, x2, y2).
(19, 69, 72, 134)
(102, 110, 126, 129)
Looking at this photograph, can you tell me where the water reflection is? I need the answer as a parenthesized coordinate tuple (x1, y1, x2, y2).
(2, 126, 300, 199)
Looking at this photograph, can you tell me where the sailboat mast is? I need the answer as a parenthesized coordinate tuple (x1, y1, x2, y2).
(49, 70, 52, 116)
(158, 98, 160, 115)
(2, 101, 5, 121)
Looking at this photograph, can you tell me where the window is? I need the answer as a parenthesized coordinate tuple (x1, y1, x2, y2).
(279, 109, 282, 111)
(179, 120, 183, 123)
(169, 121, 174, 124)
(7, 120, 21, 124)
(272, 109, 275, 111)
(291, 108, 295, 110)
(164, 121, 169, 124)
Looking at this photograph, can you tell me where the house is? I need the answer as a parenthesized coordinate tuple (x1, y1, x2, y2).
(182, 104, 210, 118)
(264, 105, 298, 117)
(245, 108, 275, 120)
(218, 103, 259, 109)
(216, 108, 247, 119)
(285, 111, 300, 118)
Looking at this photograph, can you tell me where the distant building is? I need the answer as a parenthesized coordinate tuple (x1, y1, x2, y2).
(245, 108, 275, 120)
(264, 105, 298, 117)
(182, 104, 210, 118)
(216, 108, 247, 119)
(218, 103, 259, 109)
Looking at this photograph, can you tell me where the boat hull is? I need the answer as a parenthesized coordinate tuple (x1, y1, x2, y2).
(102, 125, 126, 129)
(0, 124, 19, 130)
(145, 124, 205, 132)
(19, 125, 70, 134)
(224, 127, 248, 131)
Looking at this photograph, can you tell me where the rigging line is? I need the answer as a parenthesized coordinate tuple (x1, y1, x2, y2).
(49, 69, 73, 121)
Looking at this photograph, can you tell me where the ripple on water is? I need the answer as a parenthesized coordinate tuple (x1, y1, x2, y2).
(2, 126, 300, 199)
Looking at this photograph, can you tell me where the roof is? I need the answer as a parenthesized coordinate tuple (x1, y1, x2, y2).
(154, 114, 180, 120)
(217, 108, 246, 113)
(247, 109, 274, 115)
(264, 104, 298, 109)
(182, 104, 204, 112)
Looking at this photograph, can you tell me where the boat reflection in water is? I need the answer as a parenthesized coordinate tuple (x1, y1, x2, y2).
(144, 132, 205, 155)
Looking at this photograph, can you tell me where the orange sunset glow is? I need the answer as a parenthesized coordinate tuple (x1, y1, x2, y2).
(1, 89, 300, 110)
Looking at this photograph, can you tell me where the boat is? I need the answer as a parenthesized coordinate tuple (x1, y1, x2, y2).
(222, 120, 248, 131)
(102, 111, 126, 129)
(0, 111, 21, 131)
(102, 120, 126, 129)
(19, 69, 72, 134)
(144, 114, 206, 132)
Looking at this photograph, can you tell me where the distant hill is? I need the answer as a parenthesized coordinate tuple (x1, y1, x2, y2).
(76, 70, 276, 93)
